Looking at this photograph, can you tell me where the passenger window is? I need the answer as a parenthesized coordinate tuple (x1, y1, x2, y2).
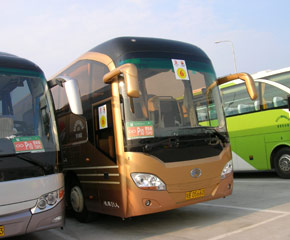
(261, 82, 288, 109)
(221, 83, 259, 117)
(51, 60, 110, 110)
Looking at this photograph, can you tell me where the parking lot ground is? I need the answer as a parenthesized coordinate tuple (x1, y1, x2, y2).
(10, 172, 290, 240)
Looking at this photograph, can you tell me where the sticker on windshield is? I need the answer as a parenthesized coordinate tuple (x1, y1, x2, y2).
(126, 121, 154, 140)
(172, 59, 189, 80)
(12, 136, 44, 153)
(98, 104, 108, 130)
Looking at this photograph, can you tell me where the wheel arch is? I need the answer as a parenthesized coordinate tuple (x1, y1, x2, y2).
(64, 171, 79, 202)
(270, 144, 290, 169)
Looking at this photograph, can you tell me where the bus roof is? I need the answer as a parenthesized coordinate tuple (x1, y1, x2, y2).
(89, 37, 211, 63)
(0, 52, 43, 73)
(251, 66, 290, 79)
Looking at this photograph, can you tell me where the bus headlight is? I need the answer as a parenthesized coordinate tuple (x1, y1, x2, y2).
(221, 160, 233, 179)
(131, 173, 166, 191)
(30, 188, 64, 214)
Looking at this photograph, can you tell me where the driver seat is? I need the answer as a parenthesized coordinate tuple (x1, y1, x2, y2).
(0, 117, 14, 138)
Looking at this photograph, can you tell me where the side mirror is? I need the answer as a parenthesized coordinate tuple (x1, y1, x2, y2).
(206, 72, 258, 101)
(48, 76, 83, 115)
(103, 63, 140, 98)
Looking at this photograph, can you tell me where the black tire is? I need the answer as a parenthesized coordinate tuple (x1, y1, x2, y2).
(67, 178, 91, 222)
(274, 147, 290, 179)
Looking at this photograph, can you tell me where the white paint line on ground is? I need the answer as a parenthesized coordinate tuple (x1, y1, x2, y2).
(207, 212, 290, 240)
(234, 180, 290, 184)
(199, 202, 290, 240)
(199, 203, 289, 214)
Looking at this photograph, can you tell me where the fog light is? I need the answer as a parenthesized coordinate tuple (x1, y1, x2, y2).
(52, 216, 63, 223)
(145, 200, 151, 206)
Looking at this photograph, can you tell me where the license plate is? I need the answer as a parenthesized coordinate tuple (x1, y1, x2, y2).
(0, 226, 4, 237)
(185, 188, 205, 200)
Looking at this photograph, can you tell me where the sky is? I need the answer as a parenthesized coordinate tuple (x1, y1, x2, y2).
(1, 0, 290, 78)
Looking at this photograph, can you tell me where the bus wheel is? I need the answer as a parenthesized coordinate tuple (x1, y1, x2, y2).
(274, 148, 290, 179)
(69, 180, 91, 222)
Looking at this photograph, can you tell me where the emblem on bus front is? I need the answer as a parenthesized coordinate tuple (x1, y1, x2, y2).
(190, 168, 202, 178)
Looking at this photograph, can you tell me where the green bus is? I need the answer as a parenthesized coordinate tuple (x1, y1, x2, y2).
(220, 67, 290, 178)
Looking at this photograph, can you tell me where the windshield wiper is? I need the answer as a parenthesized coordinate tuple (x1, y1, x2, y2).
(142, 138, 181, 152)
(176, 126, 228, 144)
(203, 127, 228, 144)
(1, 153, 47, 173)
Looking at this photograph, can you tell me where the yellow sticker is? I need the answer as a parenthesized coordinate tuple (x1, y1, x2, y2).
(0, 226, 4, 236)
(98, 104, 108, 130)
(172, 59, 189, 80)
(100, 115, 107, 129)
(177, 68, 187, 79)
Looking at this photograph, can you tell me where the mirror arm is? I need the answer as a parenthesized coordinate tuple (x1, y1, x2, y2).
(206, 72, 258, 105)
(217, 73, 258, 100)
(49, 76, 83, 115)
(103, 63, 140, 98)
(103, 68, 121, 84)
(129, 98, 135, 113)
(47, 77, 67, 89)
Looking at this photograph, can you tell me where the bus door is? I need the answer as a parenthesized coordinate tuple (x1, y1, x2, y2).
(92, 99, 122, 215)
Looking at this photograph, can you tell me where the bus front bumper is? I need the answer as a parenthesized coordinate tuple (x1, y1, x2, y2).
(0, 199, 64, 238)
(126, 174, 233, 218)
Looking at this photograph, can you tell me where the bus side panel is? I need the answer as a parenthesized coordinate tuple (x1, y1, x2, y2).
(265, 128, 290, 168)
(63, 142, 124, 217)
(233, 135, 267, 170)
(227, 109, 290, 171)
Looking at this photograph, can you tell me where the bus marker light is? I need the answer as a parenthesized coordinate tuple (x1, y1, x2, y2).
(59, 188, 65, 199)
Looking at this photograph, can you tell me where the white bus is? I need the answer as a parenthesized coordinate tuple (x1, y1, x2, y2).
(0, 52, 82, 238)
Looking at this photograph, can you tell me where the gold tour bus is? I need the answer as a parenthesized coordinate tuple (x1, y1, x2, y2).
(50, 37, 257, 222)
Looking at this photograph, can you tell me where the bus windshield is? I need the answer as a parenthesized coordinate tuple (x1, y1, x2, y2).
(0, 70, 58, 156)
(118, 57, 226, 144)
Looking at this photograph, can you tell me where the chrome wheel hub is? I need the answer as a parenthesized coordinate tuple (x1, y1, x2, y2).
(279, 154, 290, 172)
(70, 186, 84, 213)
